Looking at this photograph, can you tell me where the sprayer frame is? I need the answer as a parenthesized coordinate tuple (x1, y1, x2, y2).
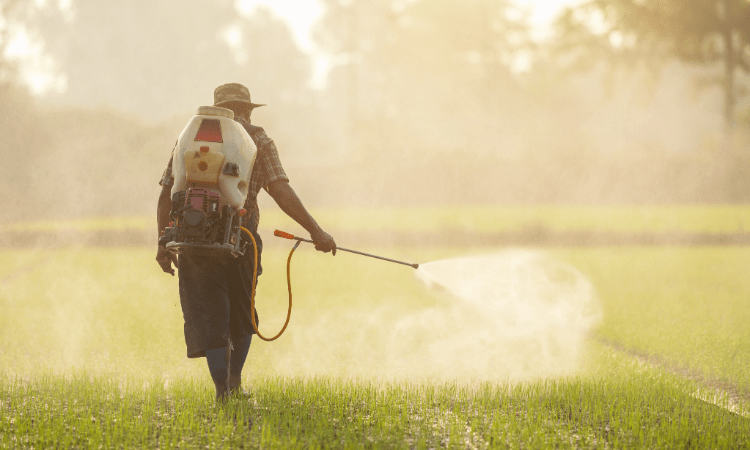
(164, 208, 246, 258)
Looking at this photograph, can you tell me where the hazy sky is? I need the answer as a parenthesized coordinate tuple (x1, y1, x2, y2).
(236, 0, 323, 52)
(230, 0, 583, 87)
(236, 0, 581, 48)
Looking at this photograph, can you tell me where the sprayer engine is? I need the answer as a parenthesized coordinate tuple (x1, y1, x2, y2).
(159, 187, 239, 256)
(158, 106, 257, 258)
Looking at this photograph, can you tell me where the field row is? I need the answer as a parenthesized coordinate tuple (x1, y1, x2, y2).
(4, 204, 750, 234)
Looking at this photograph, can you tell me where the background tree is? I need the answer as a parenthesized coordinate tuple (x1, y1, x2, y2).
(314, 0, 528, 158)
(28, 1, 317, 124)
(0, 0, 24, 82)
(218, 6, 319, 162)
(32, 0, 239, 120)
(555, 0, 750, 128)
(0, 0, 50, 218)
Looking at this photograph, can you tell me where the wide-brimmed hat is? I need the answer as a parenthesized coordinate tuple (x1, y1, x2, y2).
(213, 83, 265, 109)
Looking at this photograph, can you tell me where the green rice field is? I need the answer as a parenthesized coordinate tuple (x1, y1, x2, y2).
(1, 206, 749, 448)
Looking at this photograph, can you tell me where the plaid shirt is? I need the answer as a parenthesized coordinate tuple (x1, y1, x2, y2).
(160, 118, 288, 231)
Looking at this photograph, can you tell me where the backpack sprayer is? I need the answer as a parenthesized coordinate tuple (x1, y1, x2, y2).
(159, 106, 256, 258)
(159, 106, 419, 342)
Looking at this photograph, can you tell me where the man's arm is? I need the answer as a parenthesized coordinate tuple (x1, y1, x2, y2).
(267, 180, 337, 255)
(156, 184, 178, 275)
(157, 184, 171, 238)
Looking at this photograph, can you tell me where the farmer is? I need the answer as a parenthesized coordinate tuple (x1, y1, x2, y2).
(155, 83, 336, 400)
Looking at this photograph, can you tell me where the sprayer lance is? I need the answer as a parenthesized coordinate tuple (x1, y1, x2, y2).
(274, 230, 419, 269)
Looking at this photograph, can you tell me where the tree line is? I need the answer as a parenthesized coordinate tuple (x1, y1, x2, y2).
(1, 0, 749, 222)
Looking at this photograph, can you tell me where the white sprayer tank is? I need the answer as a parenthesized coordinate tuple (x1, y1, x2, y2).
(171, 106, 257, 210)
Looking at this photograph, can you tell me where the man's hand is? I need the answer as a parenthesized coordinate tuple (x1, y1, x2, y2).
(311, 228, 337, 255)
(156, 247, 179, 275)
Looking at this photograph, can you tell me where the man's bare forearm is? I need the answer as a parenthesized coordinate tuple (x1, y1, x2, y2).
(155, 184, 178, 274)
(157, 185, 172, 241)
(267, 180, 321, 235)
(268, 180, 336, 254)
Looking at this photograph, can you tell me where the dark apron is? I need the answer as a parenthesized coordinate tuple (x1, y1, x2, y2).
(177, 231, 262, 358)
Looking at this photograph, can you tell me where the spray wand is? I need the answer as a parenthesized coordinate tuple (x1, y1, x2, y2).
(274, 230, 419, 269)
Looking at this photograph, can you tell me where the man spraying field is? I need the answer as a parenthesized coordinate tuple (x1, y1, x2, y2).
(155, 83, 337, 400)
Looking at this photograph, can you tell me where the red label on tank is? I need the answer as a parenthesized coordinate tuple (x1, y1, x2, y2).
(194, 119, 223, 143)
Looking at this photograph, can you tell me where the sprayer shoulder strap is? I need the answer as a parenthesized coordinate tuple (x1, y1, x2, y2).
(244, 123, 264, 136)
(235, 119, 266, 145)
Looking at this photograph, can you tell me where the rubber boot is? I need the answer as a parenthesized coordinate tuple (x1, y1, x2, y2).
(205, 347, 229, 401)
(228, 334, 252, 397)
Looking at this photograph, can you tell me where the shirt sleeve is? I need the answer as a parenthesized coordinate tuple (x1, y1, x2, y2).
(159, 142, 177, 187)
(255, 132, 289, 190)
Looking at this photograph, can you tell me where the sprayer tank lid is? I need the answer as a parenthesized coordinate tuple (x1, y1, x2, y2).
(195, 106, 234, 120)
